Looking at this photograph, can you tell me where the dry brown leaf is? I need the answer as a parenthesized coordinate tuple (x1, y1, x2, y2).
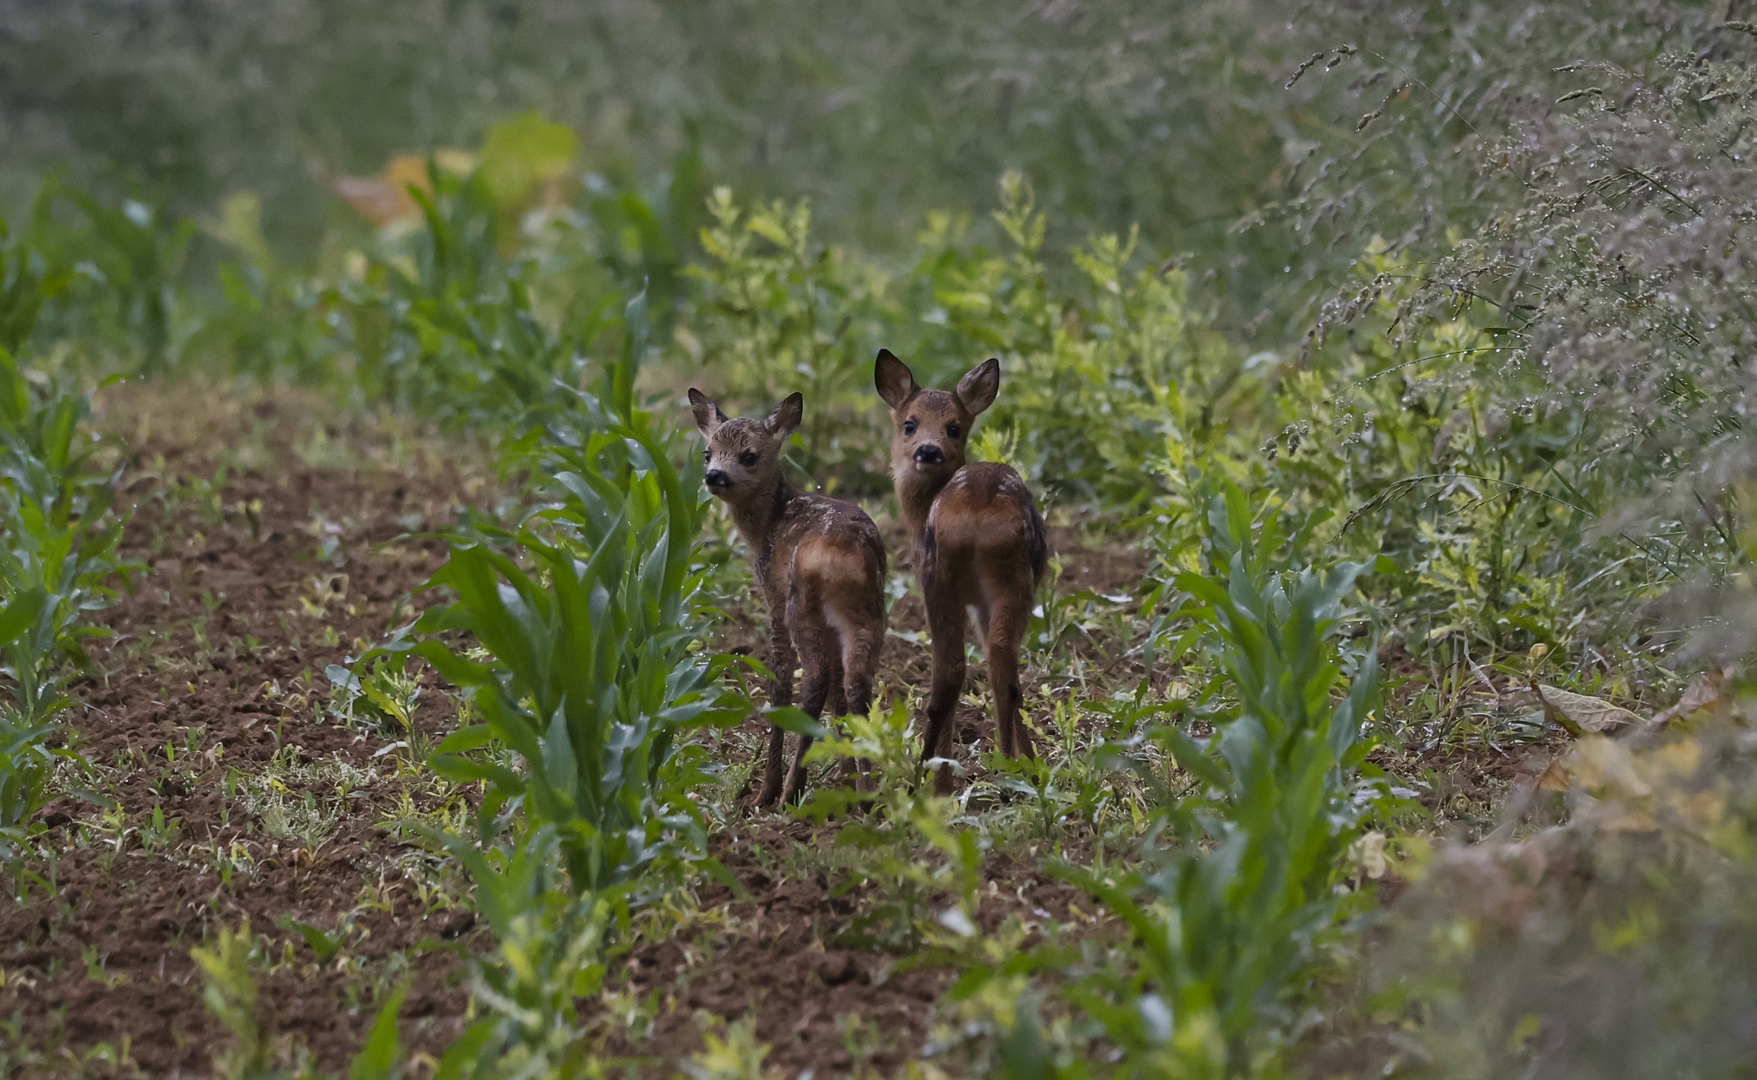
(1536, 757, 1572, 791)
(1652, 667, 1729, 728)
(333, 151, 474, 227)
(1533, 683, 1644, 733)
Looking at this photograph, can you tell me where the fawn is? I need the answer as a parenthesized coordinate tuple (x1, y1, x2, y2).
(874, 349, 1048, 794)
(688, 388, 887, 807)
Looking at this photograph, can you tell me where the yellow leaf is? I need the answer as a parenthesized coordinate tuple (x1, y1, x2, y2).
(217, 191, 272, 269)
(478, 111, 578, 211)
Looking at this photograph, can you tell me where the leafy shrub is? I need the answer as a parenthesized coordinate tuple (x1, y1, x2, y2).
(1362, 716, 1757, 1079)
(686, 177, 1234, 504)
(687, 187, 896, 484)
(1279, 2, 1755, 656)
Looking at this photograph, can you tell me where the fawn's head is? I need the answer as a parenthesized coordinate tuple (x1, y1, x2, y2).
(687, 389, 803, 504)
(874, 349, 999, 484)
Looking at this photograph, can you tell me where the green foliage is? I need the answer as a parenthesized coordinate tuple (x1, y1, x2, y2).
(905, 174, 1226, 507)
(190, 921, 276, 1080)
(182, 192, 335, 385)
(27, 181, 193, 373)
(0, 211, 73, 355)
(348, 981, 411, 1080)
(388, 416, 723, 894)
(1002, 486, 1384, 1076)
(687, 178, 1232, 502)
(801, 695, 987, 955)
(0, 349, 134, 860)
(324, 658, 423, 738)
(433, 832, 610, 1080)
(679, 1016, 779, 1080)
(6, 6, 1754, 1074)
(356, 301, 738, 1073)
(0, 351, 134, 722)
(687, 187, 892, 482)
(326, 164, 587, 425)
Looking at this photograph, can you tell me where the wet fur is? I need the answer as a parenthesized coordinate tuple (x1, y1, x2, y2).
(689, 390, 886, 806)
(874, 350, 1048, 794)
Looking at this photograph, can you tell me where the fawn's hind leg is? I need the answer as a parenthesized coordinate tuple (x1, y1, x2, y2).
(986, 594, 1034, 761)
(839, 617, 883, 792)
(782, 604, 835, 805)
(922, 596, 968, 796)
(754, 615, 798, 808)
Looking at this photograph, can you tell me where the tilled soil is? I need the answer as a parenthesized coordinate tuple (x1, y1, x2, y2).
(594, 821, 1103, 1078)
(1, 389, 491, 1073)
(0, 386, 1156, 1077)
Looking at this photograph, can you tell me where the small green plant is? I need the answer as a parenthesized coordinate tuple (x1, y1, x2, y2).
(679, 1015, 779, 1080)
(190, 921, 274, 1080)
(429, 826, 609, 1079)
(800, 694, 987, 956)
(325, 658, 422, 737)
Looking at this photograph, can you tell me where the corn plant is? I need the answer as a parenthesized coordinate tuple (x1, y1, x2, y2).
(1012, 485, 1384, 1076)
(25, 181, 192, 373)
(380, 411, 727, 897)
(0, 208, 73, 356)
(430, 826, 611, 1080)
(0, 350, 133, 719)
(0, 351, 134, 859)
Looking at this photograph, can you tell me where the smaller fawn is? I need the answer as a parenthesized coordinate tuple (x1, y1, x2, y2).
(688, 389, 886, 807)
(874, 350, 1048, 794)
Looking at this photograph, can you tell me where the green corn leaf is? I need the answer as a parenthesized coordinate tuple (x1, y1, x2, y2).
(347, 979, 410, 1080)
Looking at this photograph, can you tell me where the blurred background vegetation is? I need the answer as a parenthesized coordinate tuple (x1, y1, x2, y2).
(0, 0, 1299, 314)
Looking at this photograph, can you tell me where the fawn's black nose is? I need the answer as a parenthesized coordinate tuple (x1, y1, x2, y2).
(913, 444, 945, 466)
(704, 469, 732, 489)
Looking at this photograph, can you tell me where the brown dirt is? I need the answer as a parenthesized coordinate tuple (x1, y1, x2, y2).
(0, 387, 494, 1074)
(592, 822, 1102, 1077)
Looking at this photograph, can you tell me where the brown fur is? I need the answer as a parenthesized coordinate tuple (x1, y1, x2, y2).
(874, 350, 1048, 794)
(689, 388, 886, 806)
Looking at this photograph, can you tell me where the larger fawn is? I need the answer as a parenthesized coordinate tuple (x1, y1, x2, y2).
(688, 389, 886, 807)
(874, 350, 1048, 794)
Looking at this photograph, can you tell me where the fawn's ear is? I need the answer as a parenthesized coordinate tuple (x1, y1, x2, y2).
(954, 358, 1000, 415)
(687, 388, 726, 436)
(874, 349, 918, 410)
(766, 392, 804, 440)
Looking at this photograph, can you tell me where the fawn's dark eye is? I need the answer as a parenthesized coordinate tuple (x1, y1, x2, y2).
(946, 423, 962, 439)
(903, 419, 917, 436)
(738, 451, 759, 467)
(703, 450, 711, 462)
